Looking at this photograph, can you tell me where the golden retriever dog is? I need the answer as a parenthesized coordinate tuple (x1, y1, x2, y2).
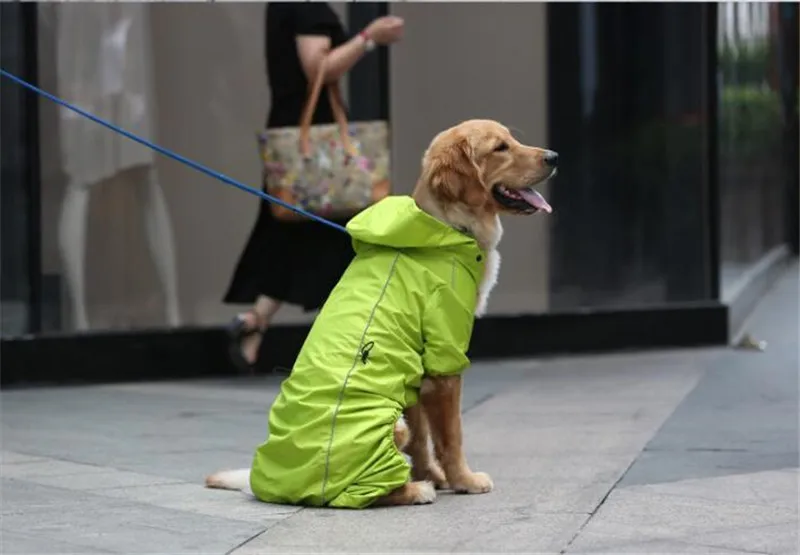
(205, 119, 557, 507)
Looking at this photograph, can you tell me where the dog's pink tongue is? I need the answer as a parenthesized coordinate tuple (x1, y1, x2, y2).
(519, 188, 552, 213)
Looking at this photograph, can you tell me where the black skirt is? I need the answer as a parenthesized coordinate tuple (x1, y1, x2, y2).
(222, 180, 354, 312)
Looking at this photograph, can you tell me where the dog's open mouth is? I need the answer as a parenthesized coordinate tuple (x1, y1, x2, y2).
(492, 185, 553, 214)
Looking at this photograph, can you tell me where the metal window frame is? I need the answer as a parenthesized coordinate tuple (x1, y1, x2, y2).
(346, 3, 389, 123)
(0, 2, 42, 335)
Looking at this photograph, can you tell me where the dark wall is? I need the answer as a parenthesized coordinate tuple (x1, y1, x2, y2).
(547, 3, 714, 310)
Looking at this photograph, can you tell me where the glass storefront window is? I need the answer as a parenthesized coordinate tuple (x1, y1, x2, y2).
(9, 2, 796, 344)
(547, 3, 714, 310)
(33, 3, 375, 334)
(717, 2, 798, 299)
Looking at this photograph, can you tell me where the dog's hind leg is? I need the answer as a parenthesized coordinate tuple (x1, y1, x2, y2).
(394, 416, 410, 450)
(403, 402, 449, 489)
(372, 480, 436, 507)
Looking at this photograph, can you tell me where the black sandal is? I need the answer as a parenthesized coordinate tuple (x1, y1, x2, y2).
(227, 311, 264, 374)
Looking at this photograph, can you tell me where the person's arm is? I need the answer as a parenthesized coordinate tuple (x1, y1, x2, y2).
(296, 33, 369, 85)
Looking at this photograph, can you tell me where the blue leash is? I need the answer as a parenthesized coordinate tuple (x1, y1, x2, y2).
(0, 68, 349, 234)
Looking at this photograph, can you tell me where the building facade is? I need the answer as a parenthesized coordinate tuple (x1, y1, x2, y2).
(1, 2, 797, 386)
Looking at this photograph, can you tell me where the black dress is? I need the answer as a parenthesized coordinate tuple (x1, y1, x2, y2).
(223, 3, 355, 312)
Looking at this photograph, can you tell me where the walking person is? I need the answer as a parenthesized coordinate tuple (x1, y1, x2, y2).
(223, 3, 404, 371)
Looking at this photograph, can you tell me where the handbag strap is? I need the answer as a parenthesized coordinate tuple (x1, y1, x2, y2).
(299, 55, 355, 157)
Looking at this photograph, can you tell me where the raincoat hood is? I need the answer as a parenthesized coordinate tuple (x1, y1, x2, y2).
(347, 196, 478, 251)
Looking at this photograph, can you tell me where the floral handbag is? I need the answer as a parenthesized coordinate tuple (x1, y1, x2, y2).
(258, 57, 391, 222)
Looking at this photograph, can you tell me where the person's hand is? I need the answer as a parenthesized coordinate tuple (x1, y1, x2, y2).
(363, 16, 404, 46)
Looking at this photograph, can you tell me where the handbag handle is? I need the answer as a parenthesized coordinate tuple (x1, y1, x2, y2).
(298, 55, 355, 158)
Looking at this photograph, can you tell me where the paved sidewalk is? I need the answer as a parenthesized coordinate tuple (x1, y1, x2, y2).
(1, 263, 797, 554)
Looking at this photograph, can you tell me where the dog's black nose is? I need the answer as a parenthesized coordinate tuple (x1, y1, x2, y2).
(544, 150, 559, 167)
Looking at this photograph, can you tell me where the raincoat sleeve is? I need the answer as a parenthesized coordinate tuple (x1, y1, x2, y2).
(421, 285, 474, 376)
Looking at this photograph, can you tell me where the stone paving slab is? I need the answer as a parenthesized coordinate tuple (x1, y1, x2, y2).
(569, 537, 769, 554)
(687, 521, 800, 555)
(624, 468, 799, 511)
(1, 479, 265, 554)
(1, 529, 116, 555)
(1, 458, 111, 479)
(233, 498, 588, 554)
(12, 468, 185, 491)
(0, 452, 48, 465)
(565, 469, 798, 554)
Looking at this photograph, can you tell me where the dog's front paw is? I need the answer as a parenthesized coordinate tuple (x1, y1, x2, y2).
(452, 471, 493, 494)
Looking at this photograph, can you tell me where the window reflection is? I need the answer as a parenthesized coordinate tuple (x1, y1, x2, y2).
(548, 3, 711, 310)
(717, 2, 793, 298)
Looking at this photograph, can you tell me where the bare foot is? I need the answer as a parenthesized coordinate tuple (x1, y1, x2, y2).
(239, 313, 264, 365)
(228, 310, 266, 370)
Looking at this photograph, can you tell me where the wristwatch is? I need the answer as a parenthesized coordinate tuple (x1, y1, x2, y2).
(359, 31, 376, 52)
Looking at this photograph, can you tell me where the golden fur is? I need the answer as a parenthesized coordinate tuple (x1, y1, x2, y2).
(205, 119, 557, 507)
(393, 119, 557, 505)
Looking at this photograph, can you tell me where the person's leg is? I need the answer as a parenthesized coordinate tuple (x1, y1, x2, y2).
(236, 294, 283, 365)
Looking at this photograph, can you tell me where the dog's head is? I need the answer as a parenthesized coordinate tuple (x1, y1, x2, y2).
(417, 119, 557, 217)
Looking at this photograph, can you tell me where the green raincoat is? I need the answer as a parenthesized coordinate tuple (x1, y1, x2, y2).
(249, 195, 486, 509)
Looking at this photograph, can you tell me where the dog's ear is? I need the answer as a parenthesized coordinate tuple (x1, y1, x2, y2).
(422, 137, 487, 207)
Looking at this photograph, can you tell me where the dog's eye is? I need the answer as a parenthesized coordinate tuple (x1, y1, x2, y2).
(494, 142, 509, 152)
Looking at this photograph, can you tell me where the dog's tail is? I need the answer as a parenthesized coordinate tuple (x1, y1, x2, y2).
(205, 468, 251, 492)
